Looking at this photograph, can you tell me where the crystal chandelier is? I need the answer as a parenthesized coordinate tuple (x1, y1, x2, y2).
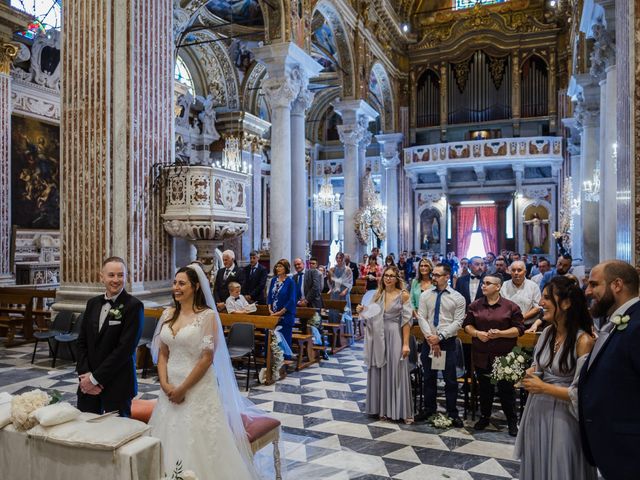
(313, 176, 340, 211)
(215, 136, 251, 174)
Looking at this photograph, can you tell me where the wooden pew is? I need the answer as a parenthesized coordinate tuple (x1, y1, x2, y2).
(291, 307, 320, 370)
(318, 297, 349, 353)
(0, 287, 56, 330)
(0, 293, 35, 346)
(410, 325, 539, 348)
(220, 313, 279, 384)
(252, 305, 319, 370)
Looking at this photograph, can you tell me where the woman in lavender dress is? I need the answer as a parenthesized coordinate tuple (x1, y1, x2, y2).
(515, 276, 596, 480)
(358, 266, 413, 423)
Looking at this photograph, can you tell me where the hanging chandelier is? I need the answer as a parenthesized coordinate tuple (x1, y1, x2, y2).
(215, 135, 251, 174)
(313, 175, 340, 211)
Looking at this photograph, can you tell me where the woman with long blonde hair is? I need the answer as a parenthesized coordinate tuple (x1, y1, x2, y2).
(357, 265, 413, 423)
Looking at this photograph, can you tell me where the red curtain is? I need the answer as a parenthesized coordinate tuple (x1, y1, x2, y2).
(476, 206, 498, 255)
(456, 207, 476, 258)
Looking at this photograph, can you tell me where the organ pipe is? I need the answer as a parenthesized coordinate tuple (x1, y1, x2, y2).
(416, 69, 440, 127)
(446, 50, 512, 124)
(521, 55, 549, 118)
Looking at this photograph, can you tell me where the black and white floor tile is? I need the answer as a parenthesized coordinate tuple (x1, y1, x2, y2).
(1, 341, 521, 479)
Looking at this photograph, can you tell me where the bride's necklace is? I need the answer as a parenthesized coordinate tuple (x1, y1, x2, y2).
(553, 334, 566, 353)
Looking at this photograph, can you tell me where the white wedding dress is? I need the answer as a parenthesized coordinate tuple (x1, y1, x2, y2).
(149, 309, 254, 480)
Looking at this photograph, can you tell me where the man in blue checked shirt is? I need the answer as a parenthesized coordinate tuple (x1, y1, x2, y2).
(415, 262, 466, 426)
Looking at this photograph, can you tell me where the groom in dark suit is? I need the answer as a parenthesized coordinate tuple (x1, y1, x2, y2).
(455, 255, 486, 306)
(76, 257, 143, 417)
(580, 260, 640, 480)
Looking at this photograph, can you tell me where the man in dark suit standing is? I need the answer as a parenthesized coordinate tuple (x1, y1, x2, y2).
(241, 250, 267, 304)
(214, 249, 244, 310)
(344, 254, 359, 282)
(76, 257, 143, 417)
(580, 260, 640, 480)
(293, 257, 323, 309)
(455, 255, 486, 306)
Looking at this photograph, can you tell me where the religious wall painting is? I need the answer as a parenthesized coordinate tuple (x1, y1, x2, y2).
(311, 21, 338, 72)
(420, 207, 441, 251)
(11, 116, 59, 229)
(205, 0, 264, 27)
(229, 40, 258, 74)
(523, 205, 550, 254)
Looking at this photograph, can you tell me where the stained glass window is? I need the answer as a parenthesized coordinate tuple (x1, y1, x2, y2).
(175, 56, 195, 96)
(11, 0, 61, 39)
(454, 0, 506, 10)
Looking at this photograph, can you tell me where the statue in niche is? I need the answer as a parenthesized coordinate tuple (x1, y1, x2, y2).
(420, 207, 441, 251)
(524, 212, 549, 253)
(197, 94, 220, 140)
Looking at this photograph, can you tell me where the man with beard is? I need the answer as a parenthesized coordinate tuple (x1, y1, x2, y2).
(455, 256, 486, 307)
(539, 253, 575, 291)
(579, 260, 640, 480)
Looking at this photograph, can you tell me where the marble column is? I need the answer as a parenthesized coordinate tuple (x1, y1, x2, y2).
(334, 100, 378, 259)
(0, 42, 17, 284)
(291, 88, 316, 261)
(375, 133, 403, 257)
(253, 42, 320, 263)
(589, 15, 617, 261)
(616, 0, 633, 261)
(57, 0, 174, 310)
(574, 75, 601, 269)
(598, 66, 617, 260)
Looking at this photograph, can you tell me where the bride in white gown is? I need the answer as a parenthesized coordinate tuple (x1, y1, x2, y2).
(149, 264, 259, 480)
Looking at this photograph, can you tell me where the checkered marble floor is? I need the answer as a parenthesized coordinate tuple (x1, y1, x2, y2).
(1, 341, 521, 480)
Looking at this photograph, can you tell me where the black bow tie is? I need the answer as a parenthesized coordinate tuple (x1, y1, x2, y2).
(101, 297, 114, 306)
(234, 297, 241, 301)
(470, 275, 480, 280)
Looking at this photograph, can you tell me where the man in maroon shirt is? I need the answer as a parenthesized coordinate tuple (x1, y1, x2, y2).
(463, 272, 525, 436)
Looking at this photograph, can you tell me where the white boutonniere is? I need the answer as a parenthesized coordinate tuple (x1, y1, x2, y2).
(108, 304, 124, 320)
(611, 314, 630, 331)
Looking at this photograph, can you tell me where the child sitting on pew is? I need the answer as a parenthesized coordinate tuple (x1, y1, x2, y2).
(225, 282, 256, 313)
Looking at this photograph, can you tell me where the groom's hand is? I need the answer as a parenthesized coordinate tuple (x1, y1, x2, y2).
(79, 373, 103, 395)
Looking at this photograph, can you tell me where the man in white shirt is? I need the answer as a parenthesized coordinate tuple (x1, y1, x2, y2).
(530, 257, 551, 286)
(415, 263, 466, 426)
(500, 261, 542, 332)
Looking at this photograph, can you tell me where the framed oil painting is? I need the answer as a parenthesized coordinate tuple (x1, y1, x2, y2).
(11, 115, 60, 229)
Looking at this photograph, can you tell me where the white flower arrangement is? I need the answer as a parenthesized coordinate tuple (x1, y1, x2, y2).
(611, 314, 630, 331)
(258, 333, 285, 384)
(490, 347, 532, 385)
(163, 460, 198, 480)
(108, 304, 124, 320)
(429, 413, 453, 429)
(11, 389, 51, 431)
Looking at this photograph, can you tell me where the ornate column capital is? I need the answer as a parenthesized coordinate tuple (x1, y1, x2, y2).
(381, 153, 400, 169)
(291, 87, 314, 115)
(590, 21, 616, 80)
(0, 42, 18, 75)
(262, 76, 299, 110)
(337, 122, 368, 147)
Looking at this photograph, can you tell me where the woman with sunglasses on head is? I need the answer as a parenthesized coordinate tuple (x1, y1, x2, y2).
(410, 258, 435, 319)
(357, 266, 413, 423)
(515, 276, 596, 480)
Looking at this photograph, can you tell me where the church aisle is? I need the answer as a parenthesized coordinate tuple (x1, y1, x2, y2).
(2, 341, 521, 479)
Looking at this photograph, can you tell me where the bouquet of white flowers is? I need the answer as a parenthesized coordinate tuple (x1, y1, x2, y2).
(11, 389, 51, 431)
(490, 346, 532, 385)
(429, 413, 453, 429)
